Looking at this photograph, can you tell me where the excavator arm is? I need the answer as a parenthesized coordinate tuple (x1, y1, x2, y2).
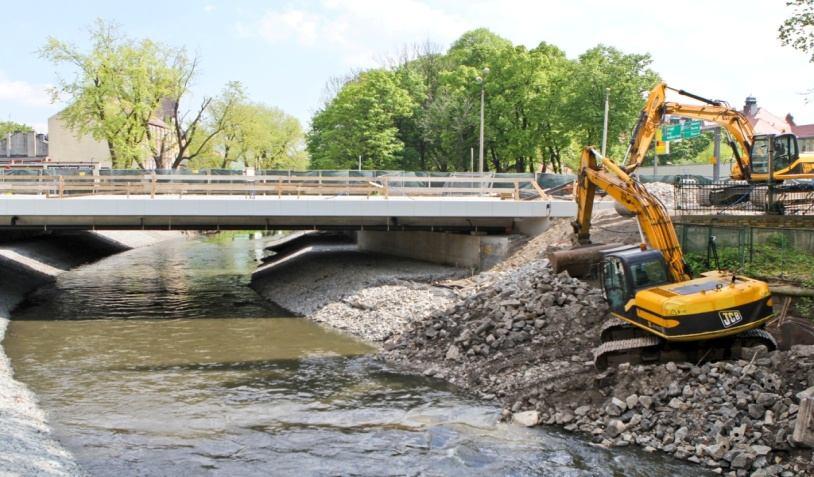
(622, 82, 756, 181)
(573, 146, 692, 283)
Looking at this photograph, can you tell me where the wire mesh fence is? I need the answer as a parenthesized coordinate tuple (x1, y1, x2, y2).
(674, 178, 814, 216)
(676, 223, 814, 284)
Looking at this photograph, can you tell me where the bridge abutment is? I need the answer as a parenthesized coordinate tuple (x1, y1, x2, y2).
(357, 218, 551, 269)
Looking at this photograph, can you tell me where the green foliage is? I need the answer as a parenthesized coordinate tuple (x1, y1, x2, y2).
(779, 0, 814, 62)
(564, 45, 660, 154)
(40, 19, 182, 168)
(0, 121, 34, 136)
(642, 134, 712, 166)
(308, 29, 660, 172)
(685, 235, 814, 284)
(308, 69, 416, 170)
(189, 98, 308, 171)
(41, 20, 298, 171)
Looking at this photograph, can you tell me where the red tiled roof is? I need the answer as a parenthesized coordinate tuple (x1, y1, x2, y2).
(793, 123, 814, 138)
(745, 107, 793, 134)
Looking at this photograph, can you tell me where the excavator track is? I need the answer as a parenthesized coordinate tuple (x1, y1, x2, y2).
(736, 328, 777, 351)
(593, 336, 661, 370)
(593, 322, 778, 370)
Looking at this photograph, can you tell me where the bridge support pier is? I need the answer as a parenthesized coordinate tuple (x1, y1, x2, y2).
(357, 230, 508, 269)
(357, 219, 552, 269)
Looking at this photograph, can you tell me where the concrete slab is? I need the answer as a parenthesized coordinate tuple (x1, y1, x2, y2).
(0, 195, 614, 231)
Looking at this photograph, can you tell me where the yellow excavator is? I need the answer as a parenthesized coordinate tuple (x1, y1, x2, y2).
(571, 146, 777, 369)
(622, 82, 814, 210)
(624, 81, 814, 181)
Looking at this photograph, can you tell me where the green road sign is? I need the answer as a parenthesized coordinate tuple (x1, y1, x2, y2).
(682, 120, 702, 139)
(661, 124, 682, 141)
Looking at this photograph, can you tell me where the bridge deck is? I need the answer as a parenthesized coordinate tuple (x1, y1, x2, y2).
(0, 194, 611, 231)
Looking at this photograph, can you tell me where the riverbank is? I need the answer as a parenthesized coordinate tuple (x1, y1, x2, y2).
(0, 231, 186, 476)
(251, 248, 467, 341)
(251, 218, 814, 476)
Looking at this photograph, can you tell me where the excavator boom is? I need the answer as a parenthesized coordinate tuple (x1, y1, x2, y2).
(623, 82, 756, 180)
(575, 147, 690, 282)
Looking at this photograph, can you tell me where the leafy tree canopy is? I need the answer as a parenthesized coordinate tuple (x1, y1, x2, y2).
(308, 29, 660, 172)
(779, 0, 814, 62)
(0, 121, 34, 137)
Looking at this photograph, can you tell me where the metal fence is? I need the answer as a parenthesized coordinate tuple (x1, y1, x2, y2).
(674, 178, 814, 216)
(676, 223, 814, 283)
(0, 169, 554, 200)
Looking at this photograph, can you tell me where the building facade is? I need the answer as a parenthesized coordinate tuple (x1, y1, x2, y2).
(47, 114, 112, 167)
(0, 132, 48, 159)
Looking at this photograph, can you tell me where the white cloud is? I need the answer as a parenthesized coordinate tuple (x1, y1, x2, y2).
(239, 0, 471, 66)
(0, 73, 53, 108)
(236, 0, 814, 123)
(204, 4, 216, 13)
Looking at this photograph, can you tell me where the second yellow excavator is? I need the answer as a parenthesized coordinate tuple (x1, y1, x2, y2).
(570, 146, 777, 369)
(621, 82, 814, 212)
(623, 82, 814, 182)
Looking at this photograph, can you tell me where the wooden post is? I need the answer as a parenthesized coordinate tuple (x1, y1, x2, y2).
(793, 386, 814, 447)
(58, 176, 64, 198)
(513, 180, 519, 200)
(384, 176, 389, 199)
(151, 172, 157, 198)
(277, 177, 282, 198)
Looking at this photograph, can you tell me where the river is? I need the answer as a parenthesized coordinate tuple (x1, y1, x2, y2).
(5, 234, 697, 476)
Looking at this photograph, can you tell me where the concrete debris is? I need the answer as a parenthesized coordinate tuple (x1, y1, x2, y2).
(511, 410, 540, 427)
(643, 182, 676, 210)
(253, 223, 814, 475)
(378, 258, 814, 475)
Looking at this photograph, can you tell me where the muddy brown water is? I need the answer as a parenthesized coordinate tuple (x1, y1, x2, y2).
(6, 235, 701, 476)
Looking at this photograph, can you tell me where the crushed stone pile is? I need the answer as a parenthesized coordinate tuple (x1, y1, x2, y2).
(644, 182, 676, 209)
(311, 281, 460, 341)
(382, 258, 607, 403)
(381, 259, 814, 476)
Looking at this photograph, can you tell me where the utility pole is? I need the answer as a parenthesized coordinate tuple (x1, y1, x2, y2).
(601, 87, 610, 156)
(713, 127, 721, 181)
(476, 67, 489, 173)
(470, 147, 474, 190)
(358, 155, 362, 171)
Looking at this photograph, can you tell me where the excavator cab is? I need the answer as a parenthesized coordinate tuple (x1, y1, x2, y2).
(600, 247, 670, 312)
(749, 133, 799, 175)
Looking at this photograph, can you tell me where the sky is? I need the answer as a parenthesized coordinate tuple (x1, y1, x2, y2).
(2, 0, 813, 134)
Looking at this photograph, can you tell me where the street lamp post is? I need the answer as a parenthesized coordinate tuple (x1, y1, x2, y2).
(476, 67, 490, 174)
(601, 87, 610, 157)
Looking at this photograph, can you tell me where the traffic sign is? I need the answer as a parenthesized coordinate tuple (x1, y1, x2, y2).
(655, 129, 669, 155)
(661, 124, 682, 141)
(682, 120, 702, 139)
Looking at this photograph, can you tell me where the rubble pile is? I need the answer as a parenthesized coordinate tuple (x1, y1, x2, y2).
(644, 182, 676, 209)
(382, 258, 607, 406)
(381, 259, 814, 476)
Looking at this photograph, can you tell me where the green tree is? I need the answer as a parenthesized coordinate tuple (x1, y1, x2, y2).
(308, 29, 661, 174)
(564, 45, 660, 164)
(307, 69, 415, 170)
(242, 104, 308, 170)
(779, 0, 814, 61)
(446, 28, 512, 68)
(0, 121, 34, 137)
(41, 20, 180, 168)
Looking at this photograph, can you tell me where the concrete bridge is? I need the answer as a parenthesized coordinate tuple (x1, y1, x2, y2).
(0, 171, 610, 231)
(0, 171, 613, 267)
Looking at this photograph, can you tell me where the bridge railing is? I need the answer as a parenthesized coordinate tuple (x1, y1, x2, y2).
(0, 170, 551, 200)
